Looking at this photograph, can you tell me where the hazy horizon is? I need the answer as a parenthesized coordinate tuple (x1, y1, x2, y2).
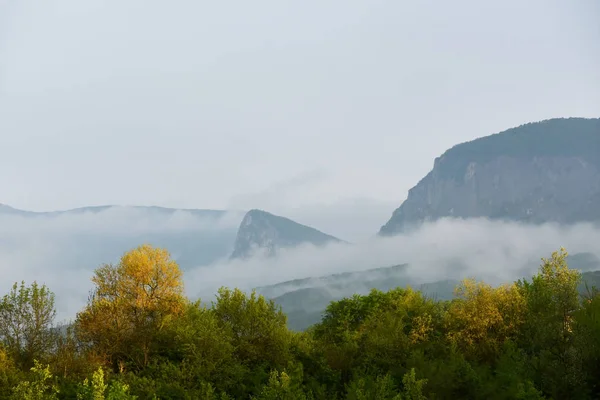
(1, 206, 599, 323)
(1, 0, 599, 215)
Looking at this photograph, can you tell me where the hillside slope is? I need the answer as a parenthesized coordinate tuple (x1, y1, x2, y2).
(380, 118, 600, 235)
(257, 252, 600, 331)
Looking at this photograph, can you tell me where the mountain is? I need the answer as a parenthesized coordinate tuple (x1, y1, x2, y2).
(254, 263, 457, 331)
(0, 204, 226, 218)
(230, 209, 343, 259)
(255, 263, 411, 299)
(0, 204, 242, 269)
(257, 264, 460, 331)
(257, 251, 600, 331)
(380, 118, 600, 235)
(0, 203, 37, 216)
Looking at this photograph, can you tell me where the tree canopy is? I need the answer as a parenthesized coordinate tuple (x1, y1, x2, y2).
(0, 245, 599, 399)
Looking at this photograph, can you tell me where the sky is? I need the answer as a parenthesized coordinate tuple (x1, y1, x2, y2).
(1, 0, 599, 219)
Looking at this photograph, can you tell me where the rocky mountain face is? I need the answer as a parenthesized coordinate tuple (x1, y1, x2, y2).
(230, 209, 342, 259)
(380, 118, 600, 235)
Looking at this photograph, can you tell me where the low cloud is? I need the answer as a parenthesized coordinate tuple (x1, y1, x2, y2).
(282, 198, 398, 242)
(0, 207, 242, 236)
(188, 218, 600, 302)
(0, 207, 243, 322)
(226, 169, 328, 212)
(1, 208, 599, 325)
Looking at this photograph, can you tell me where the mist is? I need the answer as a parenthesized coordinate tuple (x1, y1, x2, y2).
(0, 207, 243, 322)
(1, 207, 599, 324)
(189, 218, 600, 302)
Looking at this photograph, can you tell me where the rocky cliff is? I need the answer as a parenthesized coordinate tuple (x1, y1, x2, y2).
(230, 209, 342, 259)
(380, 118, 600, 235)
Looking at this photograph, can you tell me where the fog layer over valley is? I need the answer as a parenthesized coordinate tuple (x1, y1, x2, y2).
(194, 219, 600, 311)
(0, 206, 243, 320)
(2, 203, 600, 324)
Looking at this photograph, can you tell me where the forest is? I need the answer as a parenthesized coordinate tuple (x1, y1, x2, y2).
(1, 244, 599, 399)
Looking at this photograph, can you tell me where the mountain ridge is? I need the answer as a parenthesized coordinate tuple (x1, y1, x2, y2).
(257, 252, 600, 331)
(380, 117, 600, 235)
(0, 203, 230, 216)
(0, 203, 242, 269)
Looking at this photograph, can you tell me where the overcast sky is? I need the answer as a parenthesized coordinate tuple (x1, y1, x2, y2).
(1, 0, 599, 214)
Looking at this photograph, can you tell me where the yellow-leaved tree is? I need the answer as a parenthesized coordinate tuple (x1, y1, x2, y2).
(75, 244, 186, 370)
(446, 279, 526, 362)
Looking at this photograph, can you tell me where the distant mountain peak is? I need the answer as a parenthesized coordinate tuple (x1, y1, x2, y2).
(230, 209, 342, 259)
(0, 203, 30, 215)
(0, 203, 229, 217)
(379, 117, 600, 235)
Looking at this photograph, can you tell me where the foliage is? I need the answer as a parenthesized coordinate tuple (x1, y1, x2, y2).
(77, 367, 136, 400)
(75, 244, 186, 370)
(1, 245, 600, 399)
(446, 279, 525, 362)
(0, 281, 56, 369)
(11, 360, 59, 400)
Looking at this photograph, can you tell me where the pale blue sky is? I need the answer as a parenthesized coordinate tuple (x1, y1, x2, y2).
(1, 0, 599, 214)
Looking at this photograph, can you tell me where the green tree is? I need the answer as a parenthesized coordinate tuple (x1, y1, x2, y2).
(253, 368, 309, 400)
(400, 368, 427, 400)
(145, 301, 236, 395)
(573, 291, 600, 398)
(171, 301, 234, 377)
(0, 344, 21, 398)
(213, 288, 291, 367)
(77, 366, 137, 400)
(0, 281, 56, 369)
(517, 248, 584, 399)
(212, 288, 292, 397)
(11, 360, 59, 400)
(345, 374, 402, 400)
(77, 367, 107, 400)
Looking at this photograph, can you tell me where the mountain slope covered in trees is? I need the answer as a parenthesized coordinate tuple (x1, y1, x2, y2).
(255, 252, 600, 331)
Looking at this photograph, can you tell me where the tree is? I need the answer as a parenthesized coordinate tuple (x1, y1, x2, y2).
(75, 244, 186, 370)
(517, 248, 584, 399)
(573, 292, 600, 398)
(77, 366, 137, 400)
(445, 279, 525, 362)
(401, 368, 428, 400)
(11, 360, 59, 400)
(50, 324, 97, 381)
(518, 248, 581, 347)
(213, 288, 291, 368)
(212, 288, 292, 397)
(345, 374, 403, 400)
(0, 344, 21, 398)
(313, 288, 442, 385)
(159, 301, 235, 393)
(77, 367, 107, 400)
(253, 368, 309, 400)
(0, 281, 56, 369)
